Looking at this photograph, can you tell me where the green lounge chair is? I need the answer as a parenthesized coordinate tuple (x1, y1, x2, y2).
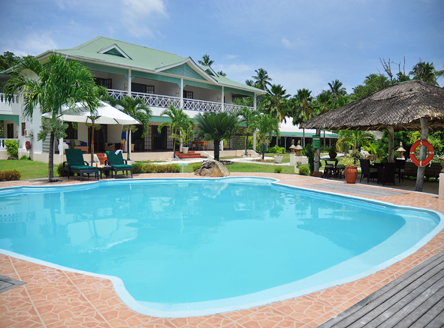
(64, 149, 99, 181)
(105, 150, 133, 178)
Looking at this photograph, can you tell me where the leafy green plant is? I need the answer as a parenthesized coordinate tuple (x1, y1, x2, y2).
(274, 166, 282, 173)
(298, 165, 310, 176)
(341, 156, 356, 167)
(20, 155, 31, 160)
(268, 145, 286, 154)
(5, 139, 18, 158)
(0, 169, 21, 181)
(133, 162, 144, 174)
(302, 143, 315, 173)
(193, 163, 203, 171)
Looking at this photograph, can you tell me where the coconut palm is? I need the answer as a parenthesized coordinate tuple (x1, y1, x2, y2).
(198, 54, 214, 67)
(252, 68, 272, 91)
(194, 112, 239, 161)
(157, 106, 192, 158)
(410, 61, 444, 86)
(217, 71, 226, 77)
(4, 53, 98, 181)
(328, 79, 347, 99)
(292, 88, 313, 146)
(237, 107, 259, 156)
(256, 113, 280, 160)
(336, 130, 375, 154)
(260, 84, 290, 122)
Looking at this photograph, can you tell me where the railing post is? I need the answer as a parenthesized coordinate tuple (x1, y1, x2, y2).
(128, 69, 132, 97)
(180, 78, 184, 109)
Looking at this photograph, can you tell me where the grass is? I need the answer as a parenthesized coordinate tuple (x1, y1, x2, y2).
(0, 159, 60, 180)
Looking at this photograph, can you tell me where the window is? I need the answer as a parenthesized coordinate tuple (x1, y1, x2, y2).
(65, 123, 78, 139)
(183, 90, 194, 99)
(95, 78, 112, 89)
(21, 123, 26, 136)
(132, 83, 155, 94)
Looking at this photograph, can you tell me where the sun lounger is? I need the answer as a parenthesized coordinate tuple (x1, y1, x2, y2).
(64, 149, 99, 181)
(105, 150, 133, 178)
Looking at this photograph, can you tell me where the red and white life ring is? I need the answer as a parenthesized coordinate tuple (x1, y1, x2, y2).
(25, 141, 31, 150)
(410, 139, 434, 167)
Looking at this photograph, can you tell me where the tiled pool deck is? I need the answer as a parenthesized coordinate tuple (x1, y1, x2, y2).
(1, 173, 444, 328)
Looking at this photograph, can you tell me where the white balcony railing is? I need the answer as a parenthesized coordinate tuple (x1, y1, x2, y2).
(107, 89, 253, 113)
(0, 93, 19, 104)
(0, 138, 20, 150)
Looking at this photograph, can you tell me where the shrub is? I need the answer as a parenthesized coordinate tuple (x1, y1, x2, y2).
(20, 155, 30, 160)
(268, 145, 286, 154)
(302, 143, 315, 173)
(193, 163, 203, 171)
(57, 163, 64, 176)
(298, 165, 310, 176)
(5, 139, 19, 158)
(0, 169, 21, 181)
(133, 162, 144, 174)
(274, 166, 282, 173)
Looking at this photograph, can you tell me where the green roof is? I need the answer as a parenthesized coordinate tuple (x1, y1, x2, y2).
(49, 36, 265, 95)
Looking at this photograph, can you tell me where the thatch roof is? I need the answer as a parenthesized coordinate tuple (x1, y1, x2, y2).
(301, 80, 444, 131)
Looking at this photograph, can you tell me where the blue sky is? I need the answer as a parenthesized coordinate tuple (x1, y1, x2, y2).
(1, 0, 443, 96)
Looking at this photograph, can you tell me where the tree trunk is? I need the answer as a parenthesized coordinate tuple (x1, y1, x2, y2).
(314, 128, 321, 172)
(90, 122, 95, 165)
(245, 135, 248, 156)
(262, 145, 265, 160)
(387, 126, 394, 163)
(415, 118, 428, 192)
(173, 137, 176, 159)
(48, 132, 55, 180)
(214, 138, 220, 161)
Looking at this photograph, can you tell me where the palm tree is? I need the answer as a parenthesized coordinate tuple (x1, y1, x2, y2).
(245, 79, 255, 86)
(256, 113, 280, 160)
(260, 84, 290, 122)
(237, 107, 259, 156)
(107, 96, 151, 137)
(198, 54, 214, 67)
(328, 80, 347, 99)
(4, 53, 98, 181)
(157, 106, 192, 158)
(217, 71, 226, 77)
(194, 112, 239, 161)
(336, 130, 374, 154)
(410, 61, 444, 86)
(252, 68, 272, 91)
(293, 88, 313, 147)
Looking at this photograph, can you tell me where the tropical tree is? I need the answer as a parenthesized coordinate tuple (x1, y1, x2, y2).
(106, 96, 151, 137)
(336, 130, 375, 154)
(256, 113, 280, 160)
(237, 107, 259, 156)
(4, 53, 98, 181)
(291, 88, 313, 146)
(157, 106, 192, 158)
(252, 68, 272, 91)
(217, 71, 226, 77)
(245, 79, 255, 86)
(194, 112, 239, 161)
(198, 54, 214, 67)
(0, 51, 21, 71)
(328, 80, 347, 99)
(351, 74, 390, 101)
(410, 61, 444, 86)
(260, 84, 290, 122)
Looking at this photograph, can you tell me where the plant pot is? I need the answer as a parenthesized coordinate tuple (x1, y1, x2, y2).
(182, 147, 189, 154)
(344, 166, 358, 184)
(310, 172, 323, 177)
(275, 155, 283, 164)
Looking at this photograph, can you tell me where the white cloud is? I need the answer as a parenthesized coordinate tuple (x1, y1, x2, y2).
(14, 33, 58, 56)
(281, 37, 307, 50)
(213, 63, 253, 82)
(268, 68, 327, 96)
(121, 0, 167, 38)
(225, 55, 238, 60)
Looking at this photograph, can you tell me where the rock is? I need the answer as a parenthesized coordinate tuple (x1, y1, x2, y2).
(194, 160, 230, 177)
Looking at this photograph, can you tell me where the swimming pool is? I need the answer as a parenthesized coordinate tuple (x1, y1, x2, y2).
(0, 177, 442, 317)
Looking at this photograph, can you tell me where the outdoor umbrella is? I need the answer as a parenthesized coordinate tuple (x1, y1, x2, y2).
(43, 101, 139, 164)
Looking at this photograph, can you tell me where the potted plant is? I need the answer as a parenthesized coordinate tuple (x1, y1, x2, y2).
(274, 155, 283, 164)
(342, 156, 358, 184)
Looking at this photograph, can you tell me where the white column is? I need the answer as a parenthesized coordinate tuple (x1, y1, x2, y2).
(253, 131, 257, 151)
(221, 86, 224, 112)
(58, 137, 64, 163)
(128, 69, 132, 96)
(254, 94, 257, 111)
(180, 78, 184, 109)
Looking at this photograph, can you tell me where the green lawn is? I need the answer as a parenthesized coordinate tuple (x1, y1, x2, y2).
(0, 160, 60, 180)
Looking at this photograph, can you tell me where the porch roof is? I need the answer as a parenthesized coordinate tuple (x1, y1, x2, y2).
(35, 36, 266, 96)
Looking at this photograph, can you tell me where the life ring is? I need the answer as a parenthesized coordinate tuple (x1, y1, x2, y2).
(25, 141, 31, 150)
(410, 139, 434, 167)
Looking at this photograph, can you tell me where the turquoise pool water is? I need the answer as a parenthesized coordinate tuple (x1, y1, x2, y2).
(0, 178, 442, 317)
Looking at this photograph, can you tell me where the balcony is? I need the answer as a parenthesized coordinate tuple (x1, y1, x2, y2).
(107, 89, 253, 113)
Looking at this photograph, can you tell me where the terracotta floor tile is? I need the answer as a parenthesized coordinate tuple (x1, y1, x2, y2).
(2, 174, 444, 328)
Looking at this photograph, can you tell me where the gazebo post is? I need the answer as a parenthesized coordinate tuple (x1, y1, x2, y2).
(314, 128, 321, 172)
(415, 118, 428, 192)
(387, 126, 395, 163)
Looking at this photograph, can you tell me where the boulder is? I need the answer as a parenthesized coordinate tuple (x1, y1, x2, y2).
(194, 160, 230, 177)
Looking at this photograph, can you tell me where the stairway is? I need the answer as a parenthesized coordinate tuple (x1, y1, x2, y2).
(175, 151, 202, 159)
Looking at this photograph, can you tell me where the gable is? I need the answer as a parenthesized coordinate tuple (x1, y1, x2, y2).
(162, 63, 206, 81)
(98, 44, 131, 60)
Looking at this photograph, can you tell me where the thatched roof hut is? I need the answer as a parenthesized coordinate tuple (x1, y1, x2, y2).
(301, 80, 444, 131)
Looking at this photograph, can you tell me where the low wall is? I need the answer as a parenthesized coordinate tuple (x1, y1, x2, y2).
(403, 162, 442, 180)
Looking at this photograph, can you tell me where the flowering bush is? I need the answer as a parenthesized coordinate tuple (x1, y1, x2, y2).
(0, 169, 21, 181)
